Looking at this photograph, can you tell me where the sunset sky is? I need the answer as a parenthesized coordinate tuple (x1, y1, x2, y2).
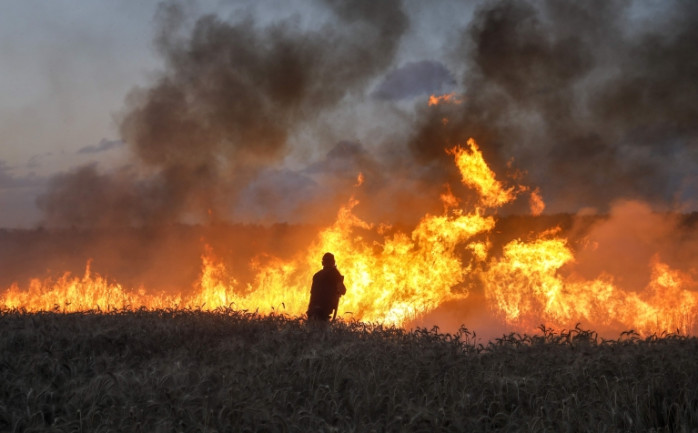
(1, 0, 695, 228)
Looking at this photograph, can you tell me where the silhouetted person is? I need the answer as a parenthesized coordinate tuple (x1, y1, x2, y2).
(307, 252, 346, 322)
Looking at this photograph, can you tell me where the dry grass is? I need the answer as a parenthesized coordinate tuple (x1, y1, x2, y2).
(1, 309, 698, 432)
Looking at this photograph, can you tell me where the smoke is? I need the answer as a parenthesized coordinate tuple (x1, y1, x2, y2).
(38, 0, 408, 228)
(409, 0, 698, 214)
(569, 200, 698, 291)
(36, 164, 187, 227)
(36, 0, 698, 228)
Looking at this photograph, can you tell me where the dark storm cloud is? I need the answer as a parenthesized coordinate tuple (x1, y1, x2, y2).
(409, 0, 698, 213)
(372, 60, 455, 100)
(38, 0, 408, 228)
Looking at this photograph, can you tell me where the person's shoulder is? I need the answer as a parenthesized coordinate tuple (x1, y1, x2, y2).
(315, 268, 334, 276)
(315, 267, 339, 278)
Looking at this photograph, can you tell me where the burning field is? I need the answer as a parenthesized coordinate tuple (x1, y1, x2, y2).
(2, 0, 698, 338)
(2, 136, 697, 338)
(1, 0, 698, 429)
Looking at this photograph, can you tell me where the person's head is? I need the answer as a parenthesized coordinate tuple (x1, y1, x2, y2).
(322, 252, 335, 267)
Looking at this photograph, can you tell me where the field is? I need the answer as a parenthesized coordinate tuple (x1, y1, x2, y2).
(2, 310, 698, 432)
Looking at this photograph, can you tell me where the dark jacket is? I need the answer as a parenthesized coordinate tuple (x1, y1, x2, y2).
(307, 266, 346, 321)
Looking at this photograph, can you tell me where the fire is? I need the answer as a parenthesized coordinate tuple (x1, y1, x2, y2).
(440, 184, 460, 213)
(484, 239, 698, 335)
(447, 138, 516, 208)
(529, 187, 545, 216)
(227, 196, 495, 324)
(2, 137, 697, 337)
(485, 236, 574, 325)
(428, 92, 463, 106)
(0, 261, 173, 312)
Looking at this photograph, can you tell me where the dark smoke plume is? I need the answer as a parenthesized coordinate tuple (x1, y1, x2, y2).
(36, 0, 698, 227)
(39, 0, 407, 228)
(409, 0, 698, 214)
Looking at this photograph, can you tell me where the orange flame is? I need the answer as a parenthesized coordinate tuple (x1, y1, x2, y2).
(529, 187, 545, 216)
(484, 238, 698, 335)
(440, 184, 460, 213)
(447, 138, 516, 209)
(0, 260, 173, 312)
(428, 92, 463, 106)
(3, 138, 697, 337)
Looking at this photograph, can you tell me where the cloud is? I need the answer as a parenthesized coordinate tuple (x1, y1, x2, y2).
(234, 168, 319, 223)
(77, 139, 125, 154)
(372, 60, 455, 100)
(0, 160, 46, 227)
(305, 141, 377, 177)
(0, 160, 44, 190)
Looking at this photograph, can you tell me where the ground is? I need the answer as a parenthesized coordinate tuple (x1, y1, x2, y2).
(1, 310, 697, 432)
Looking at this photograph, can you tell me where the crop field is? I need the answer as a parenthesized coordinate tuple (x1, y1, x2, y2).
(2, 310, 698, 432)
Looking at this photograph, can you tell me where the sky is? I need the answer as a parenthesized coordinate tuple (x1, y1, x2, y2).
(0, 0, 696, 228)
(0, 1, 157, 226)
